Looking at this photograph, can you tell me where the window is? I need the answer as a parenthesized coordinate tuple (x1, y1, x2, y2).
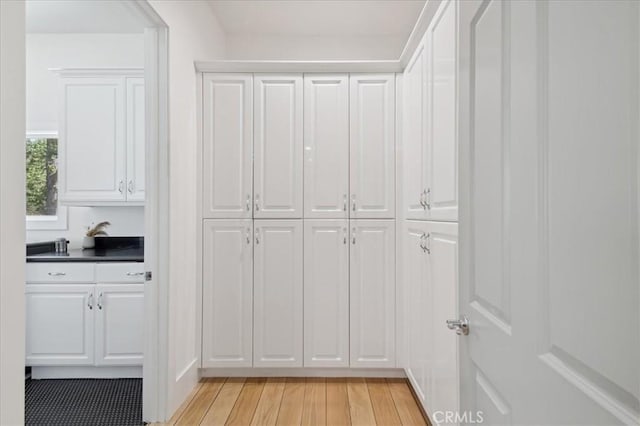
(26, 133, 67, 230)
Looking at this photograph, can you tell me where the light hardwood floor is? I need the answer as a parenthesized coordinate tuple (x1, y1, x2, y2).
(162, 377, 430, 426)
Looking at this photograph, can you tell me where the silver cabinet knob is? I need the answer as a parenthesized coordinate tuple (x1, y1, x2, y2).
(447, 315, 469, 336)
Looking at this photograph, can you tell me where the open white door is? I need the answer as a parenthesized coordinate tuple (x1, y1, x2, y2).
(459, 1, 639, 424)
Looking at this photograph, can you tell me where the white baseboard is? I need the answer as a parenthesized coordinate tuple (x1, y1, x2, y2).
(199, 367, 406, 378)
(31, 366, 143, 379)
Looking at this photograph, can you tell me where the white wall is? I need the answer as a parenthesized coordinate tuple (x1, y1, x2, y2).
(147, 0, 226, 419)
(0, 1, 26, 425)
(26, 33, 146, 245)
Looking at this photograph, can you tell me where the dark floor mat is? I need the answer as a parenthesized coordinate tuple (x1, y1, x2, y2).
(25, 378, 142, 426)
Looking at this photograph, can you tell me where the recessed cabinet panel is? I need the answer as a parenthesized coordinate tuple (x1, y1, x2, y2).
(304, 219, 349, 367)
(203, 74, 253, 218)
(254, 75, 303, 218)
(126, 77, 146, 202)
(253, 220, 303, 366)
(26, 284, 94, 366)
(304, 75, 349, 218)
(59, 76, 126, 202)
(350, 220, 395, 367)
(350, 75, 395, 219)
(95, 284, 144, 366)
(202, 219, 253, 367)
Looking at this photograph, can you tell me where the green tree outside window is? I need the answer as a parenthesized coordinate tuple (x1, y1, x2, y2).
(26, 138, 58, 216)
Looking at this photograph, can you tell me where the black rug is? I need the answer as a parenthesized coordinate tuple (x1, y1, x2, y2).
(25, 379, 142, 426)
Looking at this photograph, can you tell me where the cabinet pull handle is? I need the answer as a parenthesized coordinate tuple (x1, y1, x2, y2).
(419, 233, 427, 252)
(126, 272, 144, 276)
(48, 272, 66, 276)
(128, 180, 134, 194)
(420, 191, 426, 209)
(246, 195, 251, 212)
(343, 227, 347, 245)
(246, 227, 251, 245)
(255, 194, 260, 211)
(351, 195, 356, 212)
(255, 228, 260, 245)
(352, 227, 356, 245)
(343, 194, 347, 212)
(424, 188, 431, 210)
(425, 233, 431, 254)
(97, 292, 103, 310)
(118, 180, 124, 194)
(88, 293, 93, 310)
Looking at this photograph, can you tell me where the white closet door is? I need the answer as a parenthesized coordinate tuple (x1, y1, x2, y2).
(303, 219, 349, 367)
(58, 76, 126, 203)
(349, 74, 395, 219)
(125, 77, 145, 202)
(304, 74, 349, 218)
(350, 220, 395, 367)
(253, 220, 303, 367)
(425, 0, 458, 222)
(202, 74, 253, 218)
(254, 75, 303, 218)
(202, 220, 253, 367)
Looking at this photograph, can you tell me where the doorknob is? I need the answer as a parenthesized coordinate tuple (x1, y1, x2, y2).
(446, 315, 469, 336)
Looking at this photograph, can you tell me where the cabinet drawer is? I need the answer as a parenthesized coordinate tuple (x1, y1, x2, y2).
(96, 263, 145, 283)
(26, 263, 95, 283)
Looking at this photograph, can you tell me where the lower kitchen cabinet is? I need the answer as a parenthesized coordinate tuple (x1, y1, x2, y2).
(303, 219, 349, 367)
(202, 219, 253, 367)
(26, 284, 95, 366)
(95, 284, 144, 365)
(350, 220, 396, 367)
(253, 220, 303, 367)
(403, 220, 458, 417)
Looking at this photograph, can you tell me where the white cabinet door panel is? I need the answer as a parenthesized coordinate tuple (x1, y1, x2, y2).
(253, 220, 303, 366)
(95, 284, 144, 366)
(254, 75, 303, 218)
(304, 75, 349, 218)
(126, 77, 145, 202)
(350, 75, 395, 219)
(26, 284, 94, 366)
(59, 76, 126, 202)
(304, 219, 349, 367)
(202, 219, 253, 367)
(203, 74, 253, 218)
(350, 220, 395, 367)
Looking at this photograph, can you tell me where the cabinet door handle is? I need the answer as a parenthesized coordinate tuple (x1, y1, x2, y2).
(246, 195, 251, 212)
(343, 227, 347, 245)
(255, 194, 260, 211)
(48, 272, 66, 276)
(419, 233, 427, 252)
(97, 292, 103, 310)
(419, 191, 426, 209)
(352, 227, 356, 245)
(424, 233, 431, 254)
(351, 195, 356, 212)
(343, 194, 347, 212)
(255, 228, 260, 245)
(118, 180, 124, 194)
(128, 180, 134, 194)
(246, 227, 251, 245)
(424, 188, 431, 210)
(126, 272, 144, 277)
(88, 293, 93, 310)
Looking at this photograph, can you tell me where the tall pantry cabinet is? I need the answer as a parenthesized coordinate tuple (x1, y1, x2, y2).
(200, 72, 396, 369)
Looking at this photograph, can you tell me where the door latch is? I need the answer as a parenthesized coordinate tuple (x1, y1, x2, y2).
(446, 315, 469, 336)
(145, 271, 152, 281)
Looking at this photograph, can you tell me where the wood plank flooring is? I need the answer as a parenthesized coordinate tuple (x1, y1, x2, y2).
(165, 378, 429, 426)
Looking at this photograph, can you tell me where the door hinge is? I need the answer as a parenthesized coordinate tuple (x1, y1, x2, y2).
(145, 271, 152, 281)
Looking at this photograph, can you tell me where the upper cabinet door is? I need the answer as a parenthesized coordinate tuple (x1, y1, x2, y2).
(349, 74, 396, 219)
(126, 77, 145, 202)
(203, 74, 253, 218)
(253, 220, 303, 367)
(304, 74, 349, 218)
(254, 75, 303, 218)
(58, 76, 126, 203)
(403, 42, 430, 220)
(425, 0, 458, 221)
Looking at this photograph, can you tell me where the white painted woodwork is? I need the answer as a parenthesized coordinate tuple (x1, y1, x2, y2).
(254, 74, 303, 218)
(202, 74, 253, 218)
(303, 219, 349, 367)
(350, 220, 395, 367)
(253, 220, 303, 367)
(349, 74, 396, 219)
(95, 262, 144, 283)
(125, 77, 145, 202)
(94, 284, 144, 366)
(25, 284, 94, 366)
(458, 0, 639, 424)
(26, 262, 95, 283)
(201, 219, 253, 367)
(58, 75, 126, 203)
(303, 74, 349, 219)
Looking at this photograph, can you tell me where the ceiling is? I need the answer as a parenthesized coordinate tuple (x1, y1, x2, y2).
(26, 0, 149, 33)
(208, 0, 425, 38)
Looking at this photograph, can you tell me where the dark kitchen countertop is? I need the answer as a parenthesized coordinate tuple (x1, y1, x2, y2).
(27, 237, 144, 263)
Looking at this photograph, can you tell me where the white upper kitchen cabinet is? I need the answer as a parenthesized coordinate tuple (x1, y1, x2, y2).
(57, 69, 144, 205)
(303, 74, 349, 219)
(254, 74, 303, 218)
(202, 74, 253, 218)
(26, 284, 95, 366)
(303, 219, 349, 367)
(349, 74, 395, 219)
(94, 283, 144, 366)
(202, 219, 253, 367)
(350, 220, 395, 367)
(253, 220, 303, 367)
